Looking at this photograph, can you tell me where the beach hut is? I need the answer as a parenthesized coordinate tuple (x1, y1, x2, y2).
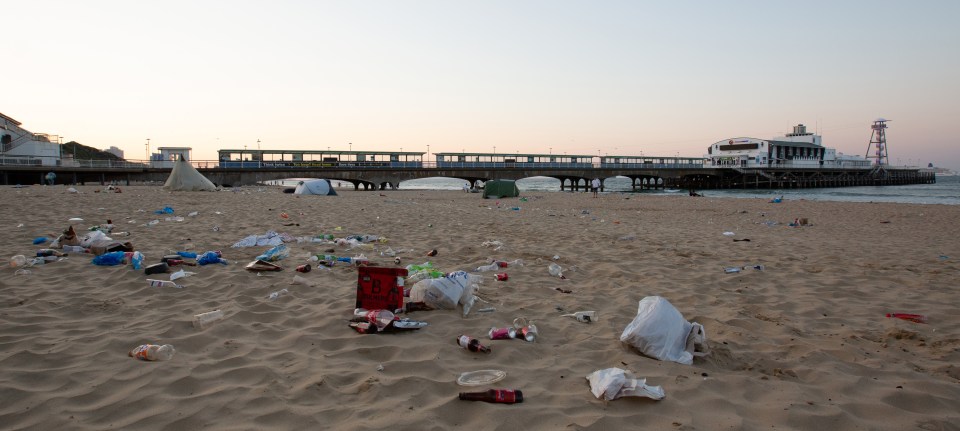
(482, 180, 519, 199)
(162, 156, 217, 191)
(293, 179, 338, 196)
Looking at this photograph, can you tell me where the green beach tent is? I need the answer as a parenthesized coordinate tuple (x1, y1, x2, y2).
(482, 180, 520, 199)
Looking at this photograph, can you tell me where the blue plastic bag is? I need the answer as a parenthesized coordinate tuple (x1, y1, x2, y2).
(154, 206, 174, 214)
(92, 251, 126, 266)
(33, 237, 49, 245)
(256, 244, 288, 262)
(176, 251, 198, 259)
(130, 251, 144, 270)
(197, 251, 226, 265)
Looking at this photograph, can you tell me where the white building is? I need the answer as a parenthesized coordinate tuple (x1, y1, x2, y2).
(105, 146, 124, 159)
(1, 112, 62, 166)
(705, 124, 870, 169)
(150, 147, 193, 168)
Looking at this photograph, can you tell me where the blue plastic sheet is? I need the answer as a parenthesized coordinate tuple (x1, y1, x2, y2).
(197, 251, 226, 265)
(154, 206, 175, 214)
(92, 251, 126, 266)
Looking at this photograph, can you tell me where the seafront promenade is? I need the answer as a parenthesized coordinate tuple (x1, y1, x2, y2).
(0, 159, 935, 190)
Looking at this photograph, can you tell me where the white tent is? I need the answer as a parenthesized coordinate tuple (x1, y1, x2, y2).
(293, 179, 337, 196)
(162, 157, 217, 191)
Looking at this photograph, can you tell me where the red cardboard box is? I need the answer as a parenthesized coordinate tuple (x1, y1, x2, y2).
(356, 266, 408, 311)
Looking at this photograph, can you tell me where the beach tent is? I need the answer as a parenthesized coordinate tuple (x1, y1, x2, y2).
(162, 156, 217, 191)
(482, 180, 519, 199)
(293, 179, 338, 196)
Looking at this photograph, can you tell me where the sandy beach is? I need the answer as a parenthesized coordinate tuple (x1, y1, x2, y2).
(1, 185, 958, 430)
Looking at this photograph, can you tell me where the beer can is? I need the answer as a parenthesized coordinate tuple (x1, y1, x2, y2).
(488, 327, 516, 340)
(296, 264, 312, 273)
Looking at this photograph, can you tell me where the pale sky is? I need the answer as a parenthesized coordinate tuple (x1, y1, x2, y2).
(6, 1, 959, 169)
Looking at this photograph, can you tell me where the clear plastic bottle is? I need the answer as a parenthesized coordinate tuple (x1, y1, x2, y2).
(129, 344, 175, 361)
(475, 263, 499, 272)
(266, 288, 289, 300)
(193, 310, 224, 328)
(147, 279, 182, 288)
(354, 308, 396, 330)
(496, 259, 524, 268)
(62, 245, 87, 254)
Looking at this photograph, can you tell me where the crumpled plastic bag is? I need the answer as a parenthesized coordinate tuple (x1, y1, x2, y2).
(619, 296, 708, 365)
(405, 262, 445, 283)
(256, 244, 288, 262)
(231, 230, 285, 248)
(197, 251, 227, 265)
(79, 230, 111, 248)
(154, 206, 174, 214)
(409, 271, 481, 313)
(586, 368, 665, 401)
(92, 251, 126, 266)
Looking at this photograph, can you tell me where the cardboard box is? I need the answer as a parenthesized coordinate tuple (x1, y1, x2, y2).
(356, 266, 408, 311)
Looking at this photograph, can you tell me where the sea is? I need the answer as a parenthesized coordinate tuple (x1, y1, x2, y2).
(274, 175, 960, 205)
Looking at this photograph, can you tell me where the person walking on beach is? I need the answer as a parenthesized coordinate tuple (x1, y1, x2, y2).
(591, 178, 601, 198)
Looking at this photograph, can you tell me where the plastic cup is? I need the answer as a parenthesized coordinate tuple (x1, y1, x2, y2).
(519, 324, 538, 342)
(10, 255, 28, 267)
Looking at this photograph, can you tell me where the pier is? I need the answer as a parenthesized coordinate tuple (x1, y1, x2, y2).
(0, 160, 935, 190)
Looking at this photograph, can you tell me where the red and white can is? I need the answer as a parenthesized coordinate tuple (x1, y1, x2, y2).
(488, 327, 516, 340)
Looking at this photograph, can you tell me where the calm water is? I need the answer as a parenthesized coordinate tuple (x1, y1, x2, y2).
(276, 175, 960, 205)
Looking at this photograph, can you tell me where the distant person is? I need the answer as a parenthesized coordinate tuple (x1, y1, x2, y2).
(591, 178, 601, 197)
(45, 171, 56, 186)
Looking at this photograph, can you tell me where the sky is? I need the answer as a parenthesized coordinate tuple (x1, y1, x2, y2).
(6, 1, 959, 169)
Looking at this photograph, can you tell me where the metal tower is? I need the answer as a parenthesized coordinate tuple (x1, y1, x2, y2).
(865, 118, 890, 167)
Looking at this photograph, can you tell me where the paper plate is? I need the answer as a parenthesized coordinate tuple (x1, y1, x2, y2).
(68, 217, 84, 222)
(457, 370, 506, 386)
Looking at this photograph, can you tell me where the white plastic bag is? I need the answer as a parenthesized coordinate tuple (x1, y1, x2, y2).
(409, 273, 466, 309)
(79, 230, 110, 248)
(586, 368, 664, 401)
(619, 296, 707, 365)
